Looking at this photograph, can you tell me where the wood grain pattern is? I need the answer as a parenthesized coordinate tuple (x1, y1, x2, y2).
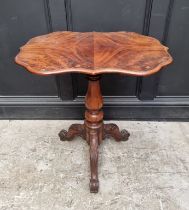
(15, 31, 173, 76)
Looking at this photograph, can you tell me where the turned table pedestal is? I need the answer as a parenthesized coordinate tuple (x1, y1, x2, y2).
(15, 31, 172, 193)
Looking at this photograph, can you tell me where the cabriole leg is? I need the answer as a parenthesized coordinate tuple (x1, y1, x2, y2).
(59, 124, 85, 141)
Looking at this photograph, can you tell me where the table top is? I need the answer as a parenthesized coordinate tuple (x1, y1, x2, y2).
(15, 31, 173, 76)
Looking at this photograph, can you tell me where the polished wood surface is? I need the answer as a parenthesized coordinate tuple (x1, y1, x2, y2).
(15, 31, 172, 76)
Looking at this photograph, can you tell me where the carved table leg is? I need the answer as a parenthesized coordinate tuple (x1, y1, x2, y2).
(87, 127, 100, 193)
(103, 123, 130, 142)
(85, 75, 103, 193)
(59, 124, 86, 141)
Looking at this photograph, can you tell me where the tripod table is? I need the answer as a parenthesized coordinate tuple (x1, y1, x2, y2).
(15, 31, 172, 193)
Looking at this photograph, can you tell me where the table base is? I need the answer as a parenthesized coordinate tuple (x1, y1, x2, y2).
(58, 75, 130, 193)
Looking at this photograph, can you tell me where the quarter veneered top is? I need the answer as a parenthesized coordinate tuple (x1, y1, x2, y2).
(15, 31, 173, 76)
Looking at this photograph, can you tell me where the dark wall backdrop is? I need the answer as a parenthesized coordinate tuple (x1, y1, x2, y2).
(0, 0, 189, 120)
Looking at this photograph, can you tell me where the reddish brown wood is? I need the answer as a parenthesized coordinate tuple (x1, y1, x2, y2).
(15, 31, 173, 76)
(85, 75, 103, 193)
(58, 75, 130, 193)
(59, 124, 86, 141)
(15, 31, 173, 193)
(103, 123, 130, 141)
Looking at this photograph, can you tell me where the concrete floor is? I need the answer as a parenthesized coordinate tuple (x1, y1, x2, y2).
(0, 120, 189, 210)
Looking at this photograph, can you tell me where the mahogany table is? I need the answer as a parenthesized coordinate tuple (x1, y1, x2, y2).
(15, 31, 172, 193)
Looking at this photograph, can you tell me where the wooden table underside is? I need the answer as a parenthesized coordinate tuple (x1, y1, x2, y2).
(15, 31, 173, 193)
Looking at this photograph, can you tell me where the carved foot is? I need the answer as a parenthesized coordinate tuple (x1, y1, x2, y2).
(103, 123, 130, 142)
(90, 179, 99, 193)
(58, 124, 85, 141)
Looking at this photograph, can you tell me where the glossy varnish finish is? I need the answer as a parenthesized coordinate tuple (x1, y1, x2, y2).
(15, 31, 172, 193)
(15, 31, 172, 76)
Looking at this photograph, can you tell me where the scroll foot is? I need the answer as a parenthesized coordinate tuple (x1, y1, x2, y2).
(58, 124, 85, 141)
(103, 123, 130, 142)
